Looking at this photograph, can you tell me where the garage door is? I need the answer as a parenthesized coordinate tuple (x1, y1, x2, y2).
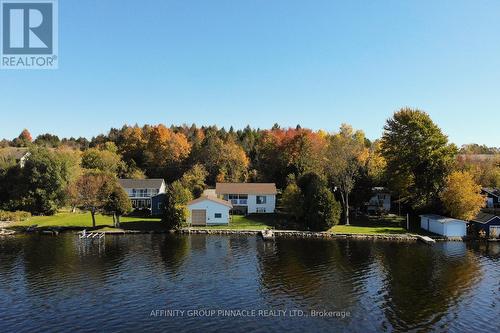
(191, 209, 206, 226)
(490, 226, 500, 238)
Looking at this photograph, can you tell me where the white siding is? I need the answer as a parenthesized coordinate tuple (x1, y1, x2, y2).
(443, 222, 467, 237)
(420, 216, 467, 237)
(159, 181, 167, 194)
(247, 194, 276, 214)
(420, 217, 428, 230)
(428, 220, 445, 235)
(187, 200, 231, 225)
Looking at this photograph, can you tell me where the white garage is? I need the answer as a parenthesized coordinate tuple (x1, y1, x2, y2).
(420, 214, 467, 237)
(187, 196, 233, 226)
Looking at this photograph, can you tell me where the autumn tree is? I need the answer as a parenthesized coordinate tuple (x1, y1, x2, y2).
(34, 133, 61, 147)
(1, 147, 73, 215)
(366, 140, 387, 184)
(144, 124, 191, 181)
(381, 108, 457, 211)
(440, 171, 485, 220)
(103, 182, 132, 227)
(117, 125, 147, 167)
(457, 154, 500, 188)
(255, 128, 326, 187)
(81, 144, 125, 176)
(254, 130, 284, 185)
(325, 124, 368, 225)
(162, 180, 193, 230)
(180, 164, 208, 197)
(281, 182, 304, 223)
(281, 129, 326, 179)
(13, 129, 32, 147)
(193, 134, 249, 184)
(74, 171, 113, 227)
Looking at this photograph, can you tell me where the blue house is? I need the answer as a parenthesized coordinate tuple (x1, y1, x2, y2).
(469, 213, 500, 238)
(482, 188, 500, 208)
(118, 178, 166, 216)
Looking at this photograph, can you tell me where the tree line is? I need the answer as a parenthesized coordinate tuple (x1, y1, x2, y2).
(0, 108, 498, 230)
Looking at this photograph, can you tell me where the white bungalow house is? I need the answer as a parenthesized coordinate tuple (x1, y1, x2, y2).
(187, 196, 233, 226)
(366, 187, 391, 214)
(215, 183, 277, 214)
(117, 178, 166, 215)
(0, 147, 31, 168)
(420, 214, 467, 237)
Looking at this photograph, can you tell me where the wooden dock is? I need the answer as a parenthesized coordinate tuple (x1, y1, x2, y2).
(416, 235, 436, 244)
(78, 230, 105, 240)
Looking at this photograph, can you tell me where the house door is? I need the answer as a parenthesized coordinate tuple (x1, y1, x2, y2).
(191, 209, 207, 226)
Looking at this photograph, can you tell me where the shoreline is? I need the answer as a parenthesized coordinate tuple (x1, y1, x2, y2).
(4, 225, 498, 242)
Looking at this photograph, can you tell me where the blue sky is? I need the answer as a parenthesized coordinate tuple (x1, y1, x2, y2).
(1, 0, 499, 145)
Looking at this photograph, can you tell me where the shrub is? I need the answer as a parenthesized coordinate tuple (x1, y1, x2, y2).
(0, 210, 31, 222)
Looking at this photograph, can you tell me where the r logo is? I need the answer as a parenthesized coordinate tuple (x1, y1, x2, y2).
(2, 2, 53, 54)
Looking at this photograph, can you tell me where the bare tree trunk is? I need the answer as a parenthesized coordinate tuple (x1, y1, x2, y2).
(112, 214, 116, 227)
(345, 191, 350, 225)
(116, 214, 120, 228)
(91, 208, 96, 228)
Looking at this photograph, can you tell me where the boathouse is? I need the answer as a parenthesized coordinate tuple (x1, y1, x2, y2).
(187, 196, 233, 226)
(469, 213, 500, 238)
(420, 214, 467, 237)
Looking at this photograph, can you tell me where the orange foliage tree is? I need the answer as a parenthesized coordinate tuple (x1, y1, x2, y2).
(440, 171, 485, 220)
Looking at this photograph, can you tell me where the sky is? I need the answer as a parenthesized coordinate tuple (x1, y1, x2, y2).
(1, 0, 499, 146)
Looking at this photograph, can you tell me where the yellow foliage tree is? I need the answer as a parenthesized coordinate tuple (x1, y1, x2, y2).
(440, 171, 485, 220)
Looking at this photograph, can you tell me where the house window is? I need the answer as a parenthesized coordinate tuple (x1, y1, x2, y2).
(214, 213, 222, 218)
(256, 196, 267, 204)
(227, 194, 248, 205)
(256, 207, 266, 213)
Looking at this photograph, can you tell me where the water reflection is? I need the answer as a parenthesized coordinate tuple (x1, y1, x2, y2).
(376, 242, 481, 331)
(0, 234, 498, 332)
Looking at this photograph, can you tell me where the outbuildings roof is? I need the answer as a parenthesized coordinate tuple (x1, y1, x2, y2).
(471, 212, 500, 224)
(216, 183, 277, 195)
(118, 178, 165, 189)
(0, 147, 29, 160)
(482, 187, 500, 198)
(419, 214, 468, 224)
(187, 196, 233, 208)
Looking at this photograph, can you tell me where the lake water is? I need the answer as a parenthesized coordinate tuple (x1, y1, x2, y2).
(0, 234, 499, 333)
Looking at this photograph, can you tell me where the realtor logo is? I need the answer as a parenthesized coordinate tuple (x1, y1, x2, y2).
(1, 0, 58, 69)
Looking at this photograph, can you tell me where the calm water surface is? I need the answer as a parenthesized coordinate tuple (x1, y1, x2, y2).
(0, 234, 499, 332)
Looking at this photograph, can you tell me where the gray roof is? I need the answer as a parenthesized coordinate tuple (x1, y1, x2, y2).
(419, 214, 467, 224)
(118, 178, 165, 189)
(471, 212, 499, 224)
(0, 147, 29, 160)
(482, 188, 500, 198)
(216, 183, 277, 195)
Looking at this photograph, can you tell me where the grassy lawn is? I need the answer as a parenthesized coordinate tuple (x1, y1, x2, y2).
(189, 214, 277, 230)
(9, 211, 412, 235)
(330, 215, 408, 234)
(11, 212, 162, 230)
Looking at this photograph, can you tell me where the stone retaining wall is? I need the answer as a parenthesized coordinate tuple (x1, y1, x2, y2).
(177, 228, 420, 241)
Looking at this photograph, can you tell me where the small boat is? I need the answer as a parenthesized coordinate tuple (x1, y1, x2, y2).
(261, 229, 275, 241)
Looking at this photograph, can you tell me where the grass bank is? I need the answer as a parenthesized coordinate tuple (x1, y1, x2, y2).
(8, 211, 410, 235)
(11, 212, 163, 230)
(330, 215, 407, 234)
